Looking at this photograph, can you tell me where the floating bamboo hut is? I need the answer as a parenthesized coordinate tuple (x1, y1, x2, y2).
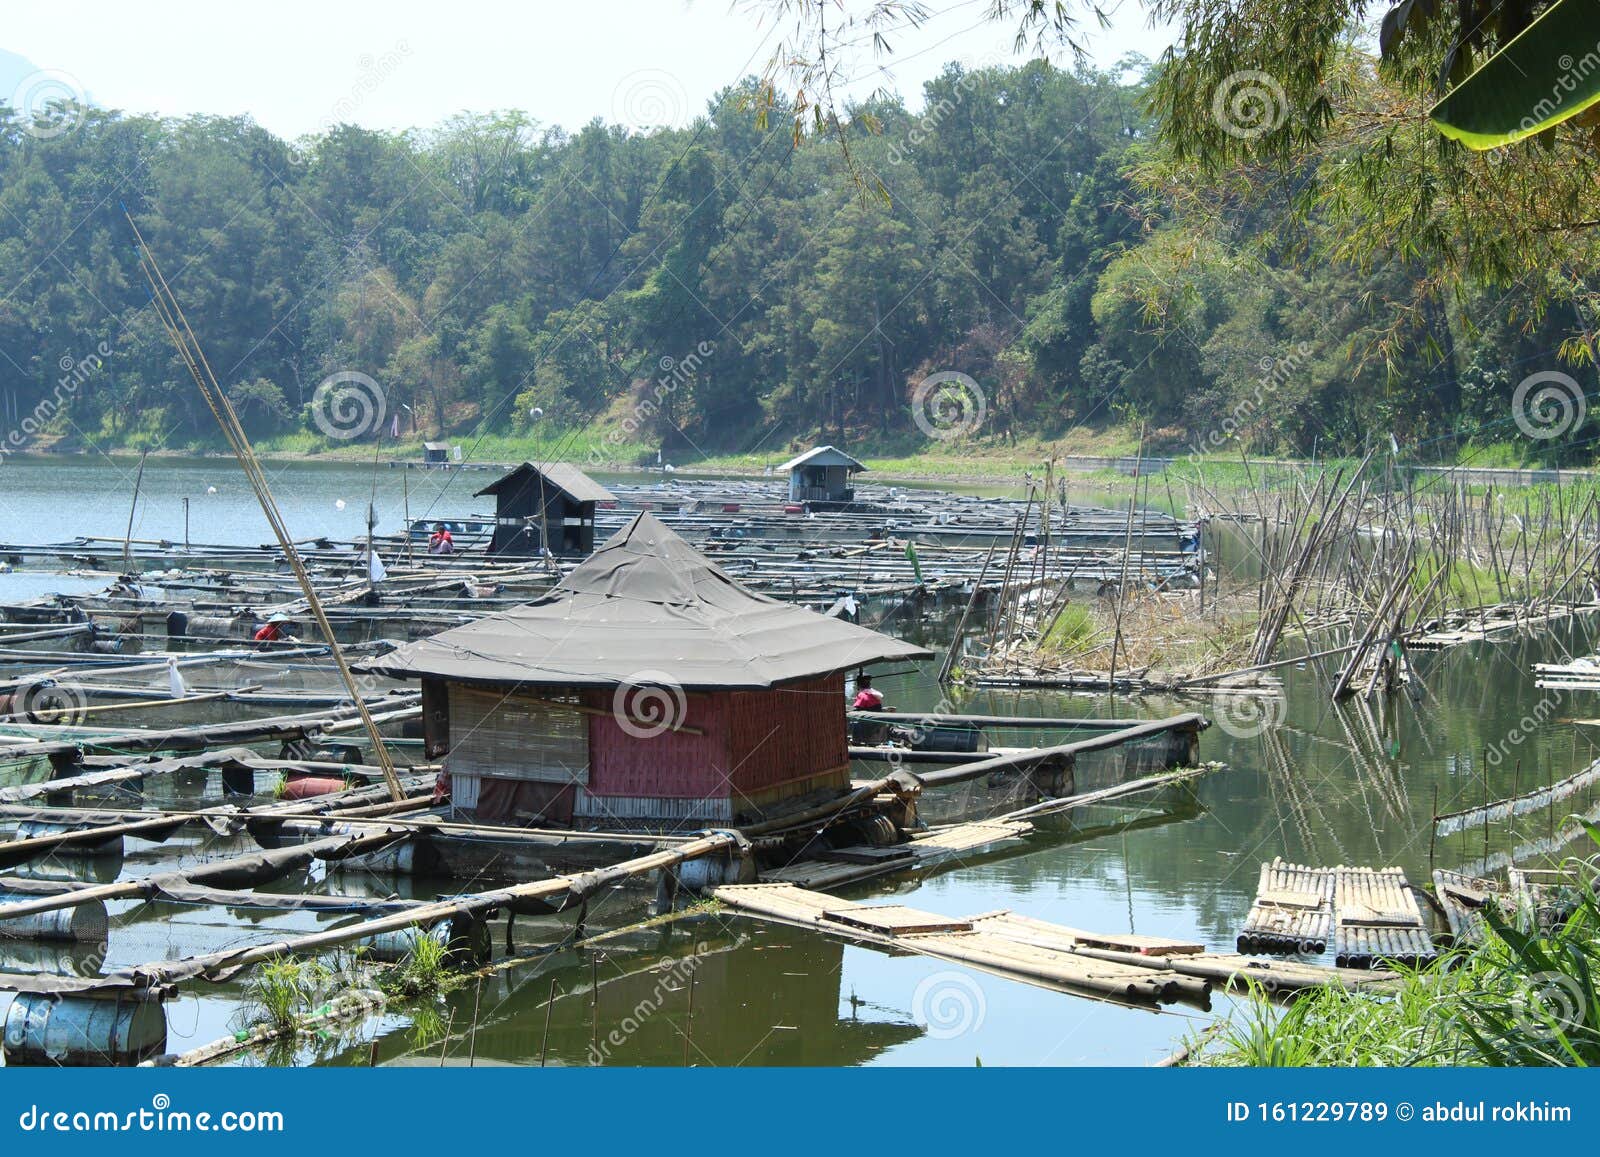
(361, 513, 930, 827)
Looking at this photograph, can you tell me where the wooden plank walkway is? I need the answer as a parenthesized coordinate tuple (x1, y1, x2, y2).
(762, 819, 1033, 890)
(1238, 860, 1334, 955)
(969, 911, 1202, 957)
(712, 883, 1208, 1006)
(1333, 866, 1436, 969)
(714, 883, 1396, 1005)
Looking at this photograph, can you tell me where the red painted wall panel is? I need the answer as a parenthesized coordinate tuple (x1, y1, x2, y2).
(724, 673, 847, 793)
(584, 687, 731, 799)
(584, 673, 847, 801)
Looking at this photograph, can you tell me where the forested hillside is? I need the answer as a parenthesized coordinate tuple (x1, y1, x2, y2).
(0, 60, 1589, 464)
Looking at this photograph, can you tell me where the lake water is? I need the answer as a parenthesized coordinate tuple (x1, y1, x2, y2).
(2, 454, 1597, 1067)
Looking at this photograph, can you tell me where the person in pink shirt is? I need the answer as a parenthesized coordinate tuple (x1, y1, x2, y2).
(851, 674, 884, 711)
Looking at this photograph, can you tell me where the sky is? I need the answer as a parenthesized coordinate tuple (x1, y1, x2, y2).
(0, 0, 1174, 139)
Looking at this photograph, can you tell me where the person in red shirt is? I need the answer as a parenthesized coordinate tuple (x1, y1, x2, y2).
(428, 523, 455, 555)
(851, 674, 885, 711)
(253, 616, 294, 644)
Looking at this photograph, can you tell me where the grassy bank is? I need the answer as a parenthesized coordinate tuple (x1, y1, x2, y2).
(37, 421, 1600, 499)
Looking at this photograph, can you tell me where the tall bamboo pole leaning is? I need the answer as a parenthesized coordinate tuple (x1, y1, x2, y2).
(124, 209, 405, 802)
(122, 449, 149, 573)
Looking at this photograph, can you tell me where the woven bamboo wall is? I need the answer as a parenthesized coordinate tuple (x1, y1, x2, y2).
(447, 684, 589, 785)
(724, 673, 848, 793)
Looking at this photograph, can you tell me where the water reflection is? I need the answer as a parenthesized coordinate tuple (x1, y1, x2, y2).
(360, 927, 922, 1067)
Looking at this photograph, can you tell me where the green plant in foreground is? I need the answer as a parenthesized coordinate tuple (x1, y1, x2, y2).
(1042, 602, 1098, 653)
(244, 957, 336, 1033)
(383, 926, 453, 999)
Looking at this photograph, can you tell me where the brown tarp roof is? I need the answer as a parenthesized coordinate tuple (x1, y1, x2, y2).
(360, 513, 930, 689)
(474, 460, 617, 504)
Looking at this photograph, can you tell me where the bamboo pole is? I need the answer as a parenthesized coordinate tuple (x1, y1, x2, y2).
(126, 211, 405, 803)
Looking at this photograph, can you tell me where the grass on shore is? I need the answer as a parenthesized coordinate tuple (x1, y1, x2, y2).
(46, 418, 1600, 503)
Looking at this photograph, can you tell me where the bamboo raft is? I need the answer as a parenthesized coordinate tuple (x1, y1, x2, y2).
(1237, 860, 1334, 955)
(1430, 865, 1586, 946)
(1431, 869, 1507, 946)
(1332, 866, 1435, 969)
(1235, 861, 1438, 968)
(713, 883, 1394, 1003)
(712, 883, 1211, 1006)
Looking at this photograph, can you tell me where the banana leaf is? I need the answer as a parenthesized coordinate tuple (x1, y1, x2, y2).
(1430, 0, 1600, 149)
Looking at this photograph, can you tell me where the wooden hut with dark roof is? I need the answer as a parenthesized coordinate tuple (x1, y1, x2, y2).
(475, 461, 617, 558)
(362, 513, 929, 828)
